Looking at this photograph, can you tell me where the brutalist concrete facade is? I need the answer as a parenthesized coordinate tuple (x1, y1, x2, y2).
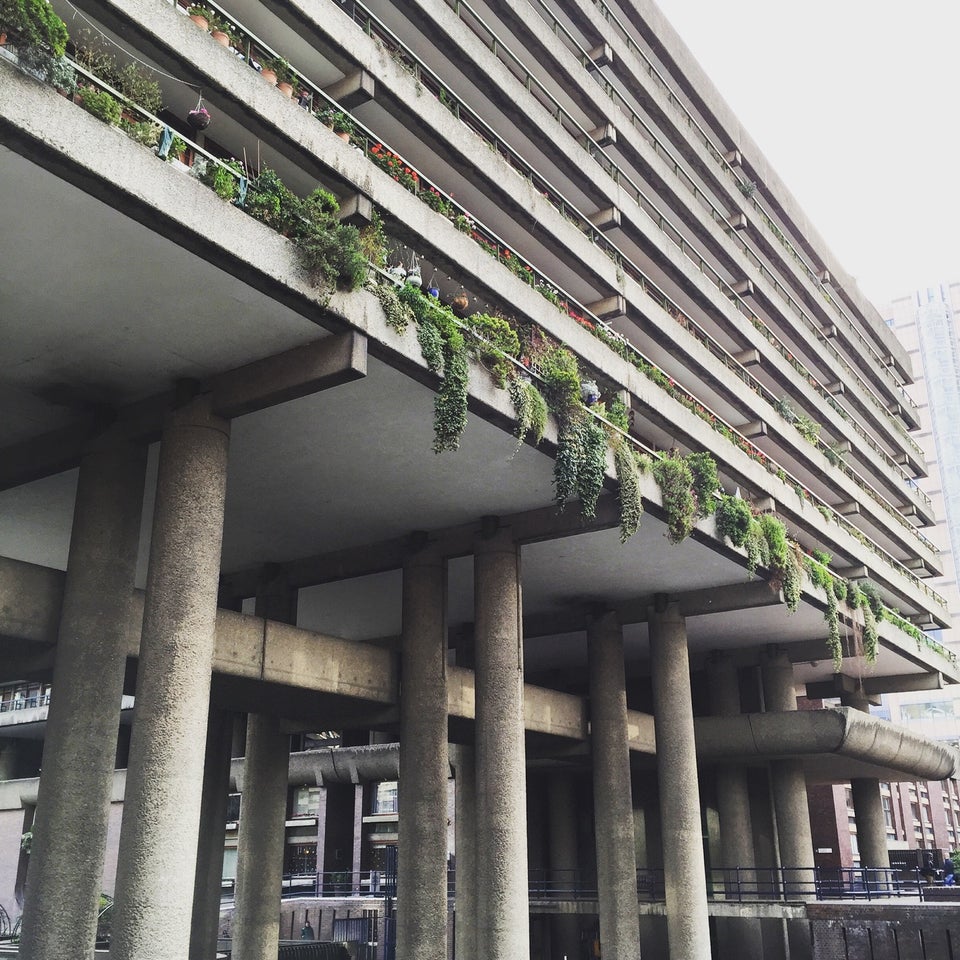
(0, 0, 958, 958)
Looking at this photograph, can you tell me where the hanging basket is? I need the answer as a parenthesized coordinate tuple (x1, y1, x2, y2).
(451, 291, 469, 315)
(187, 107, 211, 130)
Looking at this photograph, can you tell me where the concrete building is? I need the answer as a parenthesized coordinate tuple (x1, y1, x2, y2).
(1, 0, 959, 958)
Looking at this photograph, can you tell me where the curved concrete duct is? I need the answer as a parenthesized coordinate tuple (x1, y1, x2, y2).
(695, 707, 958, 782)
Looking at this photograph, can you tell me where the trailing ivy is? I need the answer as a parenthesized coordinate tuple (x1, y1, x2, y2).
(862, 602, 879, 663)
(374, 282, 414, 335)
(467, 313, 520, 387)
(825, 587, 842, 671)
(652, 454, 696, 544)
(612, 438, 643, 542)
(606, 396, 630, 433)
(508, 376, 547, 457)
(577, 416, 608, 520)
(687, 452, 719, 517)
(398, 285, 469, 453)
(857, 581, 885, 623)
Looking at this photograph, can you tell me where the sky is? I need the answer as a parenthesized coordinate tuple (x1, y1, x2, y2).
(651, 0, 960, 308)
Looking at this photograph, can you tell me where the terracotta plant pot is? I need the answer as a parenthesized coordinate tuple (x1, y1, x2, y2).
(277, 81, 294, 98)
(188, 14, 208, 29)
(260, 68, 277, 86)
(336, 131, 350, 143)
(211, 30, 229, 46)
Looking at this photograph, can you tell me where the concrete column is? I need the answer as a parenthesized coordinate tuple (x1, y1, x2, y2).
(649, 600, 711, 960)
(397, 550, 448, 960)
(19, 438, 146, 960)
(761, 648, 814, 895)
(190, 706, 236, 960)
(474, 528, 529, 960)
(111, 396, 230, 960)
(232, 572, 297, 960)
(231, 714, 290, 960)
(841, 689, 890, 869)
(547, 772, 581, 959)
(587, 610, 640, 960)
(451, 744, 477, 960)
(708, 654, 756, 876)
(709, 654, 763, 960)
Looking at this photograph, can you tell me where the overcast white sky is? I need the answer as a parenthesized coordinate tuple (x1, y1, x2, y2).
(652, 0, 960, 308)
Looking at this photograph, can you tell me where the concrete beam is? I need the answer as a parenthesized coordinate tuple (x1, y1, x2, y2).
(695, 707, 959, 782)
(585, 43, 613, 68)
(806, 672, 943, 699)
(210, 332, 367, 419)
(588, 206, 621, 231)
(338, 193, 374, 228)
(323, 69, 375, 109)
(835, 502, 860, 517)
(739, 420, 766, 439)
(733, 348, 760, 367)
(730, 279, 754, 297)
(587, 124, 616, 147)
(804, 674, 880, 706)
(585, 294, 626, 320)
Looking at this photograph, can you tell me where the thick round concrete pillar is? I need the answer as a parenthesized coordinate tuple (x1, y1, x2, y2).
(451, 744, 477, 960)
(231, 713, 290, 960)
(708, 654, 755, 875)
(649, 600, 711, 960)
(397, 551, 448, 960)
(111, 396, 230, 960)
(841, 690, 889, 869)
(761, 648, 814, 895)
(474, 528, 529, 960)
(190, 707, 237, 960)
(708, 655, 763, 960)
(587, 610, 641, 960)
(231, 574, 297, 960)
(547, 772, 581, 958)
(20, 438, 146, 960)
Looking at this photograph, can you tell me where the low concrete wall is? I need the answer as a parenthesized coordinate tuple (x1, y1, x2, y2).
(809, 902, 960, 959)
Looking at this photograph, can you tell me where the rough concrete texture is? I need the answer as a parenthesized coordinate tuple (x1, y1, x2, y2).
(111, 397, 230, 960)
(587, 610, 641, 960)
(547, 772, 581, 958)
(190, 707, 236, 960)
(451, 744, 477, 960)
(231, 713, 290, 960)
(397, 554, 449, 960)
(474, 530, 529, 960)
(19, 440, 146, 960)
(649, 602, 712, 959)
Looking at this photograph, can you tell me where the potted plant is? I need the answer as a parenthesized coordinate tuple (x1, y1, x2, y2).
(331, 110, 354, 142)
(186, 4, 211, 29)
(267, 56, 295, 97)
(315, 104, 335, 129)
(187, 104, 211, 129)
(0, 0, 67, 69)
(209, 15, 237, 47)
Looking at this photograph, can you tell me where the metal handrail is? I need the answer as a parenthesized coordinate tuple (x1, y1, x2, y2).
(440, 0, 923, 461)
(579, 0, 918, 413)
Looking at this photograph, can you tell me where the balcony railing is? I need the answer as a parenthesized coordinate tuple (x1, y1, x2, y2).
(0, 693, 50, 712)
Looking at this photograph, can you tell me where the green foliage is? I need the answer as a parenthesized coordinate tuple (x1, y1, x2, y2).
(114, 61, 163, 114)
(687, 452, 718, 517)
(374, 282, 414, 335)
(716, 495, 753, 547)
(795, 413, 821, 443)
(832, 578, 848, 602)
(536, 344, 581, 415)
(862, 602, 879, 663)
(781, 549, 802, 613)
(613, 438, 643, 542)
(811, 549, 832, 566)
(422, 186, 455, 218)
(467, 313, 520, 387)
(120, 119, 162, 147)
(46, 55, 76, 93)
(508, 376, 546, 456)
(744, 519, 769, 576)
(79, 87, 121, 125)
(857, 581, 885, 622)
(652, 454, 696, 544)
(0, 0, 67, 57)
(605, 396, 629, 433)
(331, 110, 355, 135)
(358, 209, 388, 269)
(825, 587, 842, 671)
(576, 416, 608, 519)
(247, 168, 299, 232)
(266, 56, 295, 85)
(201, 158, 242, 201)
(294, 208, 368, 291)
(398, 285, 469, 453)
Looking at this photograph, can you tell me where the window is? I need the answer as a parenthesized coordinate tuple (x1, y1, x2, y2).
(373, 781, 398, 815)
(226, 793, 241, 823)
(292, 786, 321, 818)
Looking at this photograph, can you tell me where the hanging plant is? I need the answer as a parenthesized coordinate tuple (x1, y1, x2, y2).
(187, 98, 211, 130)
(466, 313, 520, 387)
(862, 602, 879, 663)
(652, 454, 696, 544)
(508, 376, 546, 457)
(576, 415, 608, 519)
(612, 438, 643, 542)
(374, 283, 413, 335)
(825, 587, 842, 671)
(744, 520, 769, 576)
